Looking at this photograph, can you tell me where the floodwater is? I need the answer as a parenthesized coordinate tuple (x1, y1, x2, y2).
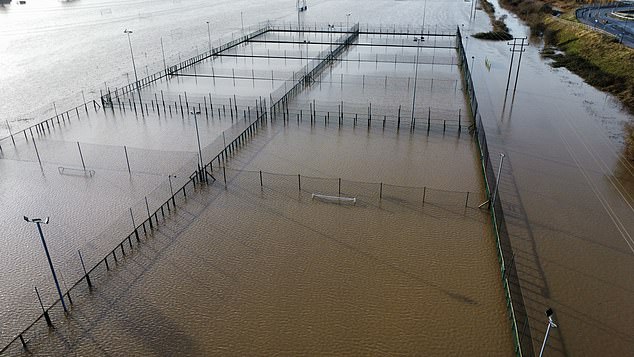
(465, 2, 634, 356)
(1, 0, 633, 355)
(0, 0, 520, 354)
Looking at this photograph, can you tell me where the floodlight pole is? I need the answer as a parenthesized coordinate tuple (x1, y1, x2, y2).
(539, 308, 558, 357)
(160, 37, 167, 72)
(411, 36, 424, 123)
(193, 111, 204, 180)
(24, 217, 68, 313)
(124, 30, 139, 92)
(206, 21, 212, 53)
(328, 24, 334, 52)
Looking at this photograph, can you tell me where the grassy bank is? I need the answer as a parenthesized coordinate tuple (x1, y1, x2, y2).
(499, 0, 634, 159)
(474, 0, 513, 40)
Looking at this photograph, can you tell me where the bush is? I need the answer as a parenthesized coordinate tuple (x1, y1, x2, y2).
(473, 31, 514, 40)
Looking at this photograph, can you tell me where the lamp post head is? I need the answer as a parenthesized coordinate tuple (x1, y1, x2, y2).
(24, 216, 49, 224)
(546, 308, 558, 328)
(124, 29, 133, 34)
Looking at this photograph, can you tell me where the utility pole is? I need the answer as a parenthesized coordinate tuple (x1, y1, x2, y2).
(512, 37, 527, 94)
(505, 38, 518, 95)
(505, 37, 528, 95)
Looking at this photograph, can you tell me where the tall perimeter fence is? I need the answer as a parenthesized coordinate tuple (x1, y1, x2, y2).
(0, 95, 269, 354)
(270, 24, 360, 112)
(2, 22, 531, 355)
(457, 27, 533, 357)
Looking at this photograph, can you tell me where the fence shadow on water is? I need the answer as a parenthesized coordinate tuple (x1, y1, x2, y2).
(457, 27, 534, 357)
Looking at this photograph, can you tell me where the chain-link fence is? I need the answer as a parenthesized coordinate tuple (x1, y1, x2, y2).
(0, 101, 269, 355)
(272, 99, 465, 133)
(457, 27, 533, 357)
(222, 168, 479, 210)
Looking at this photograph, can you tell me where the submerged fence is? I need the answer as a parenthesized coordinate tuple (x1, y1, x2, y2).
(100, 24, 272, 108)
(0, 101, 269, 355)
(274, 99, 465, 133)
(457, 27, 533, 357)
(269, 24, 360, 112)
(223, 167, 480, 210)
(0, 100, 100, 150)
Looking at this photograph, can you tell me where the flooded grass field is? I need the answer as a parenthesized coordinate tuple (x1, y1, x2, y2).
(0, 15, 519, 354)
(2, 116, 516, 355)
(4, 0, 634, 355)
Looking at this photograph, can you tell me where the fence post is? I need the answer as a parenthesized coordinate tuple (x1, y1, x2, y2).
(78, 250, 92, 288)
(124, 146, 131, 174)
(32, 139, 42, 166)
(259, 170, 263, 187)
(34, 287, 53, 327)
(19, 334, 27, 349)
(422, 187, 427, 205)
(77, 142, 86, 171)
(298, 174, 301, 191)
(145, 197, 153, 229)
(223, 165, 227, 188)
(458, 108, 462, 131)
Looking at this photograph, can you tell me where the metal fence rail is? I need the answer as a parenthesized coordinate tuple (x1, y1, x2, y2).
(0, 100, 100, 149)
(0, 102, 269, 355)
(274, 100, 465, 133)
(456, 26, 533, 357)
(270, 24, 360, 114)
(100, 24, 272, 108)
(223, 167, 480, 210)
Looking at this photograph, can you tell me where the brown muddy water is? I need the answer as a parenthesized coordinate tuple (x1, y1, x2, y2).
(0, 20, 516, 356)
(3, 0, 634, 354)
(6, 119, 514, 355)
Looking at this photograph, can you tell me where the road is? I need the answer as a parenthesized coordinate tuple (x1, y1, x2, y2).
(576, 4, 634, 48)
